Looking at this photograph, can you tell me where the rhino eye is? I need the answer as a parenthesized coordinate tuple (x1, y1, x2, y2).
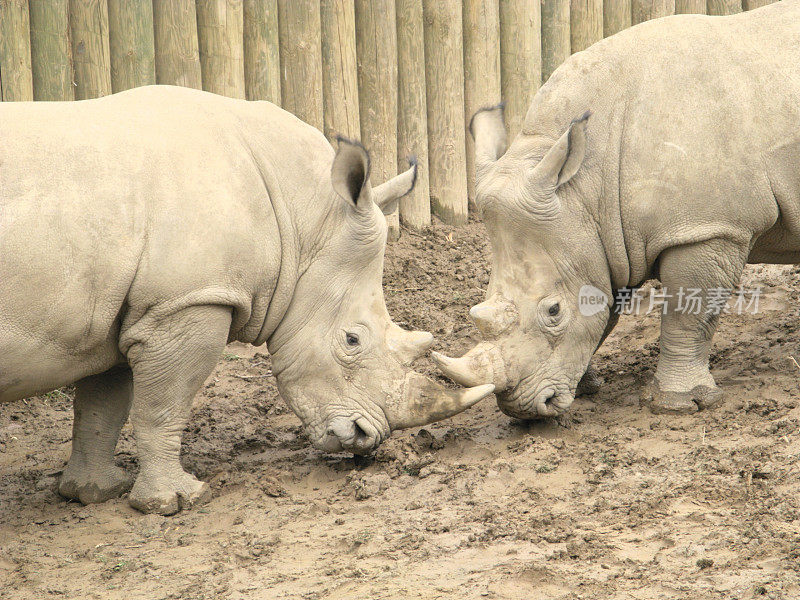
(548, 303, 560, 316)
(346, 333, 360, 346)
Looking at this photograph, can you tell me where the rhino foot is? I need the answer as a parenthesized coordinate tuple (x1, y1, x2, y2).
(576, 364, 603, 396)
(642, 379, 723, 415)
(128, 471, 211, 516)
(58, 463, 133, 504)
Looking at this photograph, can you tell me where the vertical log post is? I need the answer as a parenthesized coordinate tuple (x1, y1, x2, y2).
(422, 0, 467, 226)
(633, 0, 675, 24)
(499, 0, 541, 139)
(675, 0, 706, 12)
(108, 0, 155, 92)
(604, 0, 631, 36)
(321, 0, 360, 139)
(706, 0, 741, 15)
(244, 0, 281, 103)
(196, 0, 245, 98)
(69, 0, 112, 100)
(743, 0, 773, 9)
(0, 0, 33, 101)
(29, 0, 73, 101)
(277, 0, 323, 129)
(355, 0, 399, 239)
(463, 0, 500, 204)
(570, 0, 603, 53)
(153, 0, 202, 88)
(541, 0, 570, 82)
(396, 0, 431, 230)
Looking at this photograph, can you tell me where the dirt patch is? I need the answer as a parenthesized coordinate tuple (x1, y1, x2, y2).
(1, 217, 799, 599)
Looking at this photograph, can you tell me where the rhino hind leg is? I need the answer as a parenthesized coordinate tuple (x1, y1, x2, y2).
(126, 304, 232, 515)
(59, 366, 134, 504)
(643, 238, 747, 415)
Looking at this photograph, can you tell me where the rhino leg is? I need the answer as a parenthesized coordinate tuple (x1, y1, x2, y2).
(643, 238, 746, 415)
(59, 366, 133, 504)
(126, 305, 231, 515)
(577, 311, 620, 396)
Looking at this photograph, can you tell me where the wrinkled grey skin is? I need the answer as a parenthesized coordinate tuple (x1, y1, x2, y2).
(0, 86, 492, 514)
(435, 2, 800, 419)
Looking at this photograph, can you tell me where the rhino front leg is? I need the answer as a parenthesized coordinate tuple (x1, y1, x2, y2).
(126, 305, 231, 515)
(59, 366, 133, 504)
(577, 310, 619, 396)
(643, 238, 747, 414)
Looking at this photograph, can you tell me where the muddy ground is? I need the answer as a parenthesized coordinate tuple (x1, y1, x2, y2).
(1, 217, 799, 599)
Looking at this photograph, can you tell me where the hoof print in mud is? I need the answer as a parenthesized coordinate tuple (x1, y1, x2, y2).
(642, 381, 724, 415)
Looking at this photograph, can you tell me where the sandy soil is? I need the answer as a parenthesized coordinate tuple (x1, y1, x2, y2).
(1, 218, 799, 600)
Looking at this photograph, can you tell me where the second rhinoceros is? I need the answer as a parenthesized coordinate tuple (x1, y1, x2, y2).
(0, 85, 493, 514)
(434, 2, 800, 418)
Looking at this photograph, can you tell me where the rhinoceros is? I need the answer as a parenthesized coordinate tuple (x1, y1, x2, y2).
(433, 2, 800, 419)
(0, 85, 493, 514)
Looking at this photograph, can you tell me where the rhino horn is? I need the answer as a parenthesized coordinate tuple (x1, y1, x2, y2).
(372, 157, 417, 216)
(386, 326, 434, 365)
(385, 372, 494, 430)
(470, 103, 508, 183)
(431, 342, 509, 391)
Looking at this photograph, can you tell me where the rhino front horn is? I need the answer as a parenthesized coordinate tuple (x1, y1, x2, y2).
(384, 372, 495, 430)
(431, 342, 509, 391)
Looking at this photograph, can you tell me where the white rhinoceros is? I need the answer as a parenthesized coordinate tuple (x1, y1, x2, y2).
(0, 85, 493, 514)
(434, 1, 800, 418)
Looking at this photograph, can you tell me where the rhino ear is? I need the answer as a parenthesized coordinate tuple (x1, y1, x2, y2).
(372, 157, 417, 216)
(470, 103, 508, 183)
(332, 137, 371, 208)
(531, 111, 590, 189)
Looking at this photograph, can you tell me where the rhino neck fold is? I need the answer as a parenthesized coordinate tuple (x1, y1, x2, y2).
(251, 157, 301, 350)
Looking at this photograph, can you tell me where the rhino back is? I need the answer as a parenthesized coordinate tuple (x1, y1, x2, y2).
(520, 1, 800, 284)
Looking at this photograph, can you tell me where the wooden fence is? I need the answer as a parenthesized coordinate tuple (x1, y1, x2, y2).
(0, 0, 780, 234)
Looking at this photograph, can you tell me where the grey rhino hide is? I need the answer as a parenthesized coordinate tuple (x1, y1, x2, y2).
(435, 2, 800, 418)
(0, 86, 493, 515)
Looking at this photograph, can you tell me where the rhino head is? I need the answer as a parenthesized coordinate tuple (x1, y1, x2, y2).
(433, 106, 611, 419)
(268, 138, 494, 453)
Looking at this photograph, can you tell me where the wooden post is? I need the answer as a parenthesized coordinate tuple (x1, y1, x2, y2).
(196, 0, 245, 98)
(743, 0, 774, 9)
(396, 0, 431, 230)
(463, 0, 500, 204)
(604, 0, 631, 36)
(244, 0, 281, 103)
(355, 0, 399, 238)
(0, 0, 33, 101)
(153, 0, 203, 88)
(499, 0, 541, 139)
(633, 0, 675, 23)
(29, 0, 73, 101)
(277, 0, 323, 129)
(321, 0, 360, 139)
(423, 0, 467, 226)
(675, 0, 706, 12)
(570, 0, 603, 53)
(706, 0, 741, 15)
(108, 0, 155, 93)
(69, 0, 112, 99)
(541, 0, 570, 82)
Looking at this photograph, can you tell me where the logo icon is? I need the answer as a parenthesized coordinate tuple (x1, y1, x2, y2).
(578, 285, 608, 317)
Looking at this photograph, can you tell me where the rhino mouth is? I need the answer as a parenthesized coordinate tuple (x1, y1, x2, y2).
(497, 376, 574, 419)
